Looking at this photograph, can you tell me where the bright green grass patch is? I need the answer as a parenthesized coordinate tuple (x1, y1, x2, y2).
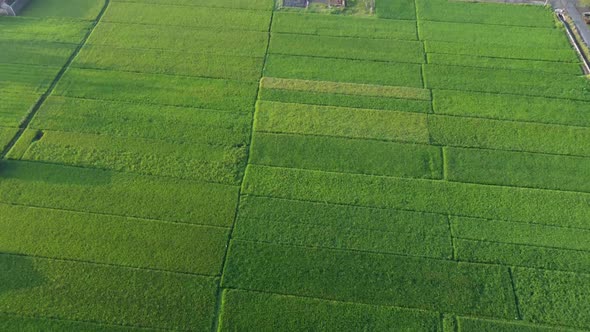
(235, 195, 451, 258)
(21, 0, 105, 20)
(0, 254, 218, 330)
(0, 161, 239, 227)
(456, 239, 590, 274)
(424, 64, 590, 101)
(0, 127, 17, 152)
(0, 91, 40, 127)
(269, 33, 424, 63)
(220, 289, 442, 331)
(113, 0, 274, 10)
(261, 77, 430, 100)
(259, 88, 432, 112)
(0, 63, 61, 93)
(54, 68, 258, 111)
(250, 132, 442, 179)
(87, 22, 268, 57)
(0, 41, 76, 67)
(0, 17, 91, 43)
(444, 147, 590, 192)
(15, 129, 248, 185)
(0, 203, 228, 275)
(427, 53, 582, 75)
(514, 268, 590, 329)
(74, 45, 263, 81)
(272, 12, 417, 40)
(103, 2, 271, 31)
(416, 0, 556, 28)
(223, 240, 516, 318)
(434, 116, 590, 156)
(242, 165, 590, 228)
(264, 54, 423, 87)
(432, 90, 590, 127)
(255, 101, 430, 142)
(31, 96, 251, 146)
(457, 316, 584, 332)
(425, 40, 578, 63)
(0, 313, 160, 332)
(376, 0, 416, 20)
(420, 21, 570, 50)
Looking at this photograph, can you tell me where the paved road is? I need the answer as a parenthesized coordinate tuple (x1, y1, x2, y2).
(552, 0, 590, 49)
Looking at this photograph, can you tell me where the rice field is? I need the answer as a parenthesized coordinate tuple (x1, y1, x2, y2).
(0, 0, 589, 331)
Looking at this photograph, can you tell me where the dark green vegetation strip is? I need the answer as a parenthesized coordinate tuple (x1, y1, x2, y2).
(0, 203, 228, 275)
(514, 268, 590, 329)
(0, 161, 239, 227)
(20, 0, 107, 20)
(54, 68, 258, 111)
(255, 101, 430, 142)
(456, 316, 584, 332)
(0, 254, 218, 330)
(272, 12, 417, 40)
(74, 45, 264, 81)
(112, 0, 274, 10)
(243, 165, 590, 228)
(0, 41, 77, 67)
(235, 196, 452, 258)
(430, 115, 590, 156)
(269, 33, 424, 63)
(0, 128, 18, 152)
(259, 88, 432, 112)
(0, 313, 158, 332)
(250, 132, 442, 179)
(103, 2, 271, 31)
(432, 90, 590, 127)
(219, 289, 442, 331)
(264, 54, 423, 87)
(15, 129, 247, 185)
(222, 240, 516, 318)
(424, 64, 590, 100)
(445, 147, 590, 192)
(31, 97, 251, 146)
(376, 0, 416, 20)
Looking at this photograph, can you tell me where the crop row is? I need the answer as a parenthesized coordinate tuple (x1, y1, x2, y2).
(264, 54, 423, 87)
(269, 33, 425, 63)
(10, 129, 248, 185)
(103, 2, 272, 31)
(54, 68, 258, 111)
(31, 96, 251, 146)
(0, 254, 218, 330)
(0, 161, 239, 227)
(112, 0, 274, 10)
(73, 44, 264, 81)
(0, 203, 228, 275)
(235, 195, 451, 258)
(272, 12, 417, 40)
(242, 165, 590, 229)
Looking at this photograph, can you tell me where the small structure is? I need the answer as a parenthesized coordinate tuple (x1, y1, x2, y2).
(0, 0, 31, 16)
(283, 0, 345, 8)
(584, 12, 590, 25)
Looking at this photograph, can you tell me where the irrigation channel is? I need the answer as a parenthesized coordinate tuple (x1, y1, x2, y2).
(556, 9, 590, 74)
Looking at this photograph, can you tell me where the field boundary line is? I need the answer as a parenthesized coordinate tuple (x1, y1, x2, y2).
(508, 267, 523, 320)
(0, 0, 112, 159)
(453, 237, 590, 255)
(446, 215, 457, 260)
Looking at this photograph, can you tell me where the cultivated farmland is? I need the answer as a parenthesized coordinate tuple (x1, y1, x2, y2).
(0, 0, 589, 331)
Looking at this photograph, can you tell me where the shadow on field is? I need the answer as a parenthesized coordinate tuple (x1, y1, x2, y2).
(0, 254, 45, 296)
(0, 160, 113, 186)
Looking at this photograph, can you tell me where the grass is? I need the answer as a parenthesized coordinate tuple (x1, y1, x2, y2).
(20, 0, 106, 20)
(375, 0, 415, 20)
(0, 128, 18, 152)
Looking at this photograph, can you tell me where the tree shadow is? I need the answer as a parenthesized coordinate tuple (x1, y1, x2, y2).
(0, 253, 45, 296)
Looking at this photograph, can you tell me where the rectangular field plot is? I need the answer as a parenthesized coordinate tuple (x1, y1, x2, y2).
(424, 64, 590, 101)
(31, 97, 251, 146)
(0, 92, 40, 128)
(220, 290, 442, 331)
(0, 128, 17, 152)
(269, 33, 424, 63)
(376, 0, 416, 20)
(0, 204, 229, 275)
(0, 17, 91, 43)
(250, 133, 443, 179)
(0, 314, 155, 332)
(0, 41, 77, 67)
(444, 147, 590, 192)
(456, 317, 584, 332)
(13, 129, 248, 185)
(87, 23, 268, 57)
(243, 165, 590, 228)
(432, 115, 590, 156)
(255, 101, 431, 142)
(264, 54, 423, 87)
(514, 268, 590, 329)
(223, 241, 516, 318)
(74, 45, 264, 81)
(0, 254, 218, 330)
(235, 195, 452, 258)
(0, 161, 239, 227)
(272, 12, 418, 40)
(54, 68, 258, 111)
(103, 2, 271, 31)
(432, 90, 590, 127)
(20, 0, 105, 20)
(0, 64, 61, 93)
